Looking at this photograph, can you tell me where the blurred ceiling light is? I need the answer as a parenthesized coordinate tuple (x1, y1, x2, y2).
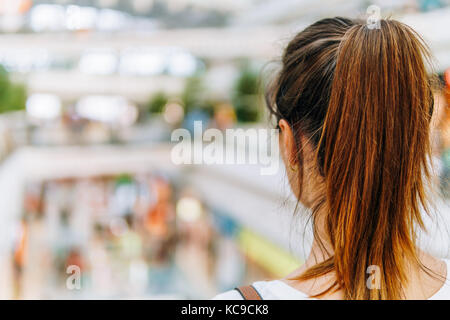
(132, 0, 154, 13)
(79, 49, 118, 75)
(26, 94, 62, 121)
(29, 4, 66, 32)
(176, 197, 203, 222)
(97, 9, 128, 31)
(167, 51, 197, 77)
(0, 49, 50, 73)
(163, 101, 184, 125)
(66, 5, 98, 30)
(119, 48, 166, 76)
(75, 95, 138, 126)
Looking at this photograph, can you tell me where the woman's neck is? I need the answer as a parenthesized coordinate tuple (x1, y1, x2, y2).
(284, 211, 447, 299)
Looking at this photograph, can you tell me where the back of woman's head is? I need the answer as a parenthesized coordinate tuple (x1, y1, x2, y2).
(266, 17, 435, 299)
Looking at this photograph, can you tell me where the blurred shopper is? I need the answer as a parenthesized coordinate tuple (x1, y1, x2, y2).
(215, 17, 449, 300)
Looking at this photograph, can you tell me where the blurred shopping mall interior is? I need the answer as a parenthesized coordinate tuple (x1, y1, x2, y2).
(0, 0, 448, 299)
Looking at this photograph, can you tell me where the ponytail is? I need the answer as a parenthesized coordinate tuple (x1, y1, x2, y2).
(266, 18, 435, 299)
(316, 20, 433, 299)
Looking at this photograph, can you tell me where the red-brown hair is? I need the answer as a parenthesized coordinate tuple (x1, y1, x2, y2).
(266, 17, 435, 299)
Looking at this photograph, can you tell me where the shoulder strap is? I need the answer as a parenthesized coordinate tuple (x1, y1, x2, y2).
(235, 285, 263, 300)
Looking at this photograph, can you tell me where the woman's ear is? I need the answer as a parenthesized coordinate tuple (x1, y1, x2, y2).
(278, 119, 297, 165)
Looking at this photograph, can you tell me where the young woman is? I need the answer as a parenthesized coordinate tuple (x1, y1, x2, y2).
(214, 17, 450, 300)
